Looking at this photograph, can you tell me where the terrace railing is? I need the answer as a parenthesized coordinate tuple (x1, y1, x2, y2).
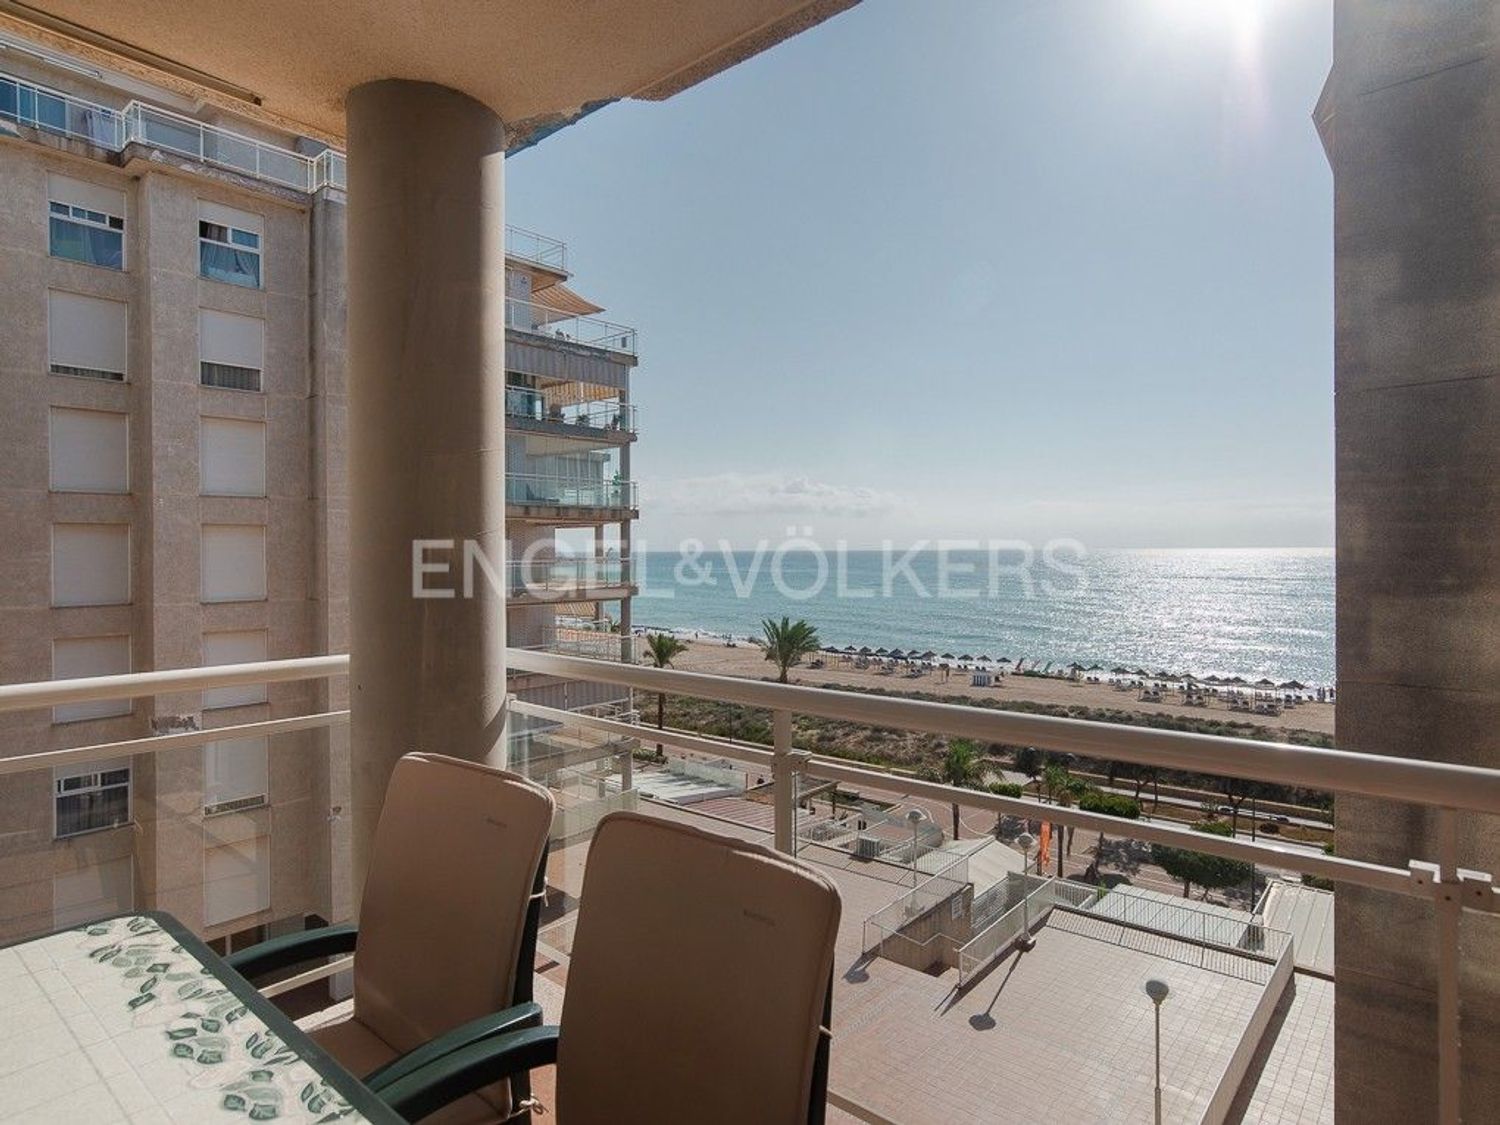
(506, 297, 638, 355)
(507, 557, 634, 597)
(504, 386, 638, 434)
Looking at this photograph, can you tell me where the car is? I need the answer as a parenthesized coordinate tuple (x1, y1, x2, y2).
(1273, 814, 1291, 823)
(1217, 805, 1234, 815)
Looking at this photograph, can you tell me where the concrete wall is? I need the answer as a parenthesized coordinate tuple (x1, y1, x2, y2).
(1322, 3, 1500, 1117)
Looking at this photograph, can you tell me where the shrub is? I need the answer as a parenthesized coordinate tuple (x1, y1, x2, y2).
(1079, 790, 1141, 819)
(989, 781, 1025, 798)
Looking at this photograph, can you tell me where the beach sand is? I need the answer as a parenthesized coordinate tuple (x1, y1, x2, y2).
(668, 639, 1336, 739)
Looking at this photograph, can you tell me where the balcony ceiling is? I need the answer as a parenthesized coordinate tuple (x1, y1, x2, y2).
(0, 0, 858, 142)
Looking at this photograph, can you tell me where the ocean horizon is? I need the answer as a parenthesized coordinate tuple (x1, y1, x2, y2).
(625, 546, 1335, 687)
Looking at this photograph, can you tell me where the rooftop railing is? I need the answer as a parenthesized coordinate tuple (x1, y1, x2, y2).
(2, 651, 1499, 1119)
(506, 297, 638, 356)
(0, 68, 566, 268)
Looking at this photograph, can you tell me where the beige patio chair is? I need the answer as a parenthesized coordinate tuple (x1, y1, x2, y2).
(372, 810, 843, 1124)
(230, 753, 555, 1123)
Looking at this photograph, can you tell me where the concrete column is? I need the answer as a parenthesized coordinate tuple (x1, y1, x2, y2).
(346, 81, 508, 899)
(1321, 5, 1500, 1118)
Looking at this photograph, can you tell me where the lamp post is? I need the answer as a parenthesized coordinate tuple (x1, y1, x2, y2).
(1145, 978, 1170, 1125)
(1015, 831, 1036, 951)
(906, 807, 928, 886)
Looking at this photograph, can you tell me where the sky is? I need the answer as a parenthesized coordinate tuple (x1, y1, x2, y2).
(508, 0, 1334, 551)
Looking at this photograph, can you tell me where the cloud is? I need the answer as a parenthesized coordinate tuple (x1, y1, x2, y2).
(644, 473, 903, 518)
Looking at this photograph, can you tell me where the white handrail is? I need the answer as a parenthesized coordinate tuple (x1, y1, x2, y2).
(0, 655, 347, 713)
(506, 649, 1500, 817)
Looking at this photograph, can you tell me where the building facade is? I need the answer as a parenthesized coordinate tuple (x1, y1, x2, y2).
(0, 30, 637, 948)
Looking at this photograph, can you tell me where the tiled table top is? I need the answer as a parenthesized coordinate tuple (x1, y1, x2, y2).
(0, 913, 399, 1125)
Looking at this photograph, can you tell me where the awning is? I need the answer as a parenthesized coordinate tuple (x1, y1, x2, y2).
(531, 282, 605, 320)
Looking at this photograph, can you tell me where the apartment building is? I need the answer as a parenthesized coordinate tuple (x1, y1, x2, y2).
(0, 31, 638, 948)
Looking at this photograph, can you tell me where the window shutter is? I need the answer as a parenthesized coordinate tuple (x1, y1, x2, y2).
(199, 309, 264, 368)
(198, 200, 264, 235)
(200, 417, 266, 497)
(204, 835, 270, 925)
(52, 524, 130, 607)
(52, 636, 131, 722)
(203, 736, 269, 812)
(202, 629, 268, 709)
(50, 408, 128, 492)
(48, 290, 128, 378)
(47, 173, 124, 216)
(53, 855, 133, 929)
(201, 525, 266, 602)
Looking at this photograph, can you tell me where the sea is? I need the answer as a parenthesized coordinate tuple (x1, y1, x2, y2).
(627, 547, 1335, 687)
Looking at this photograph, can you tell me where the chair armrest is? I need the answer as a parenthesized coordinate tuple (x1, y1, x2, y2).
(362, 1002, 543, 1090)
(223, 923, 358, 980)
(374, 1025, 560, 1123)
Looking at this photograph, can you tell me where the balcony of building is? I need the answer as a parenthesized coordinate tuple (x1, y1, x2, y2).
(1, 652, 1495, 1122)
(504, 385, 637, 444)
(506, 557, 635, 602)
(505, 297, 638, 358)
(505, 472, 638, 522)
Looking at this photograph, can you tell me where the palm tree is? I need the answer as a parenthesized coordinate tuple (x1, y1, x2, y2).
(939, 739, 983, 840)
(758, 616, 820, 683)
(643, 633, 688, 759)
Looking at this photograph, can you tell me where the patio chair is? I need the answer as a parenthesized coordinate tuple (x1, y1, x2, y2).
(227, 753, 555, 1123)
(371, 811, 842, 1124)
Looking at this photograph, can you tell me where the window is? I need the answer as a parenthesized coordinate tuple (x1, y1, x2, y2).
(201, 524, 266, 602)
(203, 736, 268, 814)
(47, 173, 124, 269)
(54, 760, 131, 838)
(199, 308, 264, 391)
(202, 630, 268, 709)
(204, 834, 270, 925)
(50, 408, 128, 492)
(200, 417, 266, 497)
(52, 524, 130, 606)
(52, 635, 131, 723)
(53, 856, 133, 929)
(47, 290, 127, 381)
(198, 201, 262, 289)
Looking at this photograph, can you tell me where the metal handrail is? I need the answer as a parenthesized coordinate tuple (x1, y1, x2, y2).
(506, 297, 637, 355)
(506, 473, 638, 509)
(505, 649, 1500, 817)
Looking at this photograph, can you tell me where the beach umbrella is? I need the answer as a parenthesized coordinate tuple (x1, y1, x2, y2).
(1134, 667, 1151, 677)
(941, 652, 955, 660)
(888, 648, 905, 659)
(921, 650, 937, 660)
(1279, 679, 1306, 690)
(875, 648, 889, 656)
(1255, 678, 1276, 687)
(1068, 661, 1084, 671)
(977, 654, 993, 663)
(998, 657, 1012, 664)
(1087, 663, 1102, 671)
(821, 645, 839, 653)
(1205, 674, 1222, 683)
(959, 654, 974, 662)
(1111, 665, 1129, 675)
(858, 646, 873, 656)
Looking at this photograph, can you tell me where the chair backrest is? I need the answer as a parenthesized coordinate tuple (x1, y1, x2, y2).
(557, 812, 842, 1124)
(353, 753, 554, 1054)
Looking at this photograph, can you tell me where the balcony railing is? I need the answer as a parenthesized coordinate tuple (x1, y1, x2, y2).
(508, 557, 633, 597)
(0, 69, 563, 271)
(504, 386, 637, 434)
(3, 651, 1500, 1119)
(506, 297, 638, 355)
(506, 472, 637, 510)
(504, 225, 568, 273)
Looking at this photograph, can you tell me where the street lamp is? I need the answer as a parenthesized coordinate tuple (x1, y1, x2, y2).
(905, 807, 928, 886)
(1145, 978, 1170, 1125)
(1015, 831, 1036, 951)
